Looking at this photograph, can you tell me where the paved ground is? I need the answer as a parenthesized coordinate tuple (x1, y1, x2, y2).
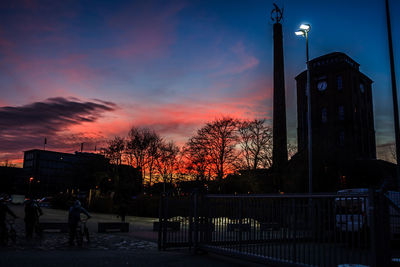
(0, 205, 261, 267)
(0, 249, 260, 267)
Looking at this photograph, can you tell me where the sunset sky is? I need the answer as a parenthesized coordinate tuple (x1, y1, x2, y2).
(0, 0, 399, 165)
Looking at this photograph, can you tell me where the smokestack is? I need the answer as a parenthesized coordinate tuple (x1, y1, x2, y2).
(271, 4, 288, 170)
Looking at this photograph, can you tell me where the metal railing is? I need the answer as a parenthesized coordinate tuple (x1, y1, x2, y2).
(159, 190, 397, 267)
(158, 193, 193, 249)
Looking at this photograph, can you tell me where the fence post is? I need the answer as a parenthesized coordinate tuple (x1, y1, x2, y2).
(158, 192, 165, 250)
(162, 192, 168, 250)
(188, 193, 193, 250)
(203, 194, 210, 244)
(292, 198, 297, 263)
(370, 190, 391, 266)
(239, 197, 243, 251)
(193, 189, 199, 252)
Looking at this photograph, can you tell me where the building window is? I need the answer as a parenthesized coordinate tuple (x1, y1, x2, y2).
(321, 108, 327, 123)
(338, 105, 345, 120)
(339, 131, 345, 146)
(337, 75, 343, 90)
(360, 82, 365, 93)
(25, 161, 33, 167)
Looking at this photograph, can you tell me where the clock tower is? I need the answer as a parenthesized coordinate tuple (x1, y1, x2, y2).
(295, 52, 376, 164)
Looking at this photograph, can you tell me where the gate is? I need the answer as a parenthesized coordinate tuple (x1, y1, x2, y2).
(158, 190, 398, 267)
(158, 193, 194, 249)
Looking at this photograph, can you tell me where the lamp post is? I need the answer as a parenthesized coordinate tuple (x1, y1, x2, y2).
(385, 0, 400, 190)
(28, 177, 34, 195)
(295, 24, 312, 194)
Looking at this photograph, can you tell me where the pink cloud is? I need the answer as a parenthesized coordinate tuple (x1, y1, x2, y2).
(54, 73, 273, 150)
(95, 76, 273, 144)
(211, 41, 260, 77)
(0, 38, 13, 48)
(105, 2, 185, 59)
(0, 51, 102, 102)
(0, 73, 272, 163)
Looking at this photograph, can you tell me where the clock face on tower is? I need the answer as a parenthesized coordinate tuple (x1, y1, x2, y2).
(317, 80, 328, 91)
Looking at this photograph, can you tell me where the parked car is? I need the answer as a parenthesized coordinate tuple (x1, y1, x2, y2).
(335, 188, 400, 240)
(38, 197, 53, 207)
(10, 194, 25, 204)
(335, 188, 369, 232)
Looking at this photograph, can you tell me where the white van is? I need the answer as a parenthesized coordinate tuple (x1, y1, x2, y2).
(335, 189, 400, 239)
(10, 194, 25, 204)
(335, 188, 369, 232)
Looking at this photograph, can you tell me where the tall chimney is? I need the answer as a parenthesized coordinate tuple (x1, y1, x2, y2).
(271, 4, 288, 170)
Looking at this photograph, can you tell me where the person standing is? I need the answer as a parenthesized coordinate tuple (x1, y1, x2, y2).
(24, 198, 43, 239)
(0, 198, 17, 245)
(68, 200, 91, 246)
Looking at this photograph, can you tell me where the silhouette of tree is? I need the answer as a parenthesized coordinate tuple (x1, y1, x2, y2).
(104, 136, 125, 165)
(190, 117, 240, 181)
(100, 116, 294, 191)
(182, 136, 211, 181)
(155, 141, 179, 186)
(173, 148, 188, 185)
(184, 138, 212, 182)
(146, 133, 162, 186)
(0, 159, 16, 167)
(125, 127, 161, 184)
(238, 119, 273, 170)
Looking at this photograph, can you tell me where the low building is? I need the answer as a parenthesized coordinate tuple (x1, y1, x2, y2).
(23, 149, 109, 195)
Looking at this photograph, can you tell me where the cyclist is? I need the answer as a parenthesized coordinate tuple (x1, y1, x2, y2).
(68, 200, 91, 246)
(0, 197, 17, 245)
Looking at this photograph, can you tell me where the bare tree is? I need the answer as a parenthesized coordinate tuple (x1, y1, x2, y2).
(104, 136, 125, 165)
(174, 148, 188, 184)
(184, 137, 212, 182)
(238, 119, 273, 170)
(0, 159, 16, 167)
(146, 133, 162, 186)
(155, 141, 179, 186)
(190, 117, 240, 181)
(125, 127, 161, 184)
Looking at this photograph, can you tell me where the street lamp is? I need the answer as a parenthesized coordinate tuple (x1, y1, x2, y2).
(385, 0, 400, 190)
(295, 23, 312, 194)
(28, 177, 34, 195)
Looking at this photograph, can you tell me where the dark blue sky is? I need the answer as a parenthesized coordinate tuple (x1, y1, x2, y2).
(0, 0, 399, 163)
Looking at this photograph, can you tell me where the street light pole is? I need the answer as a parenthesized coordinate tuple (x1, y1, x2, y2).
(385, 0, 400, 190)
(305, 31, 312, 194)
(296, 24, 312, 194)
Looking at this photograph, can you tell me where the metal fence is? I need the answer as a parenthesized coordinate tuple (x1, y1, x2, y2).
(158, 190, 399, 267)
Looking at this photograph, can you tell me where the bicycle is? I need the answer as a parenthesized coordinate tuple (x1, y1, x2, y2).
(76, 218, 90, 246)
